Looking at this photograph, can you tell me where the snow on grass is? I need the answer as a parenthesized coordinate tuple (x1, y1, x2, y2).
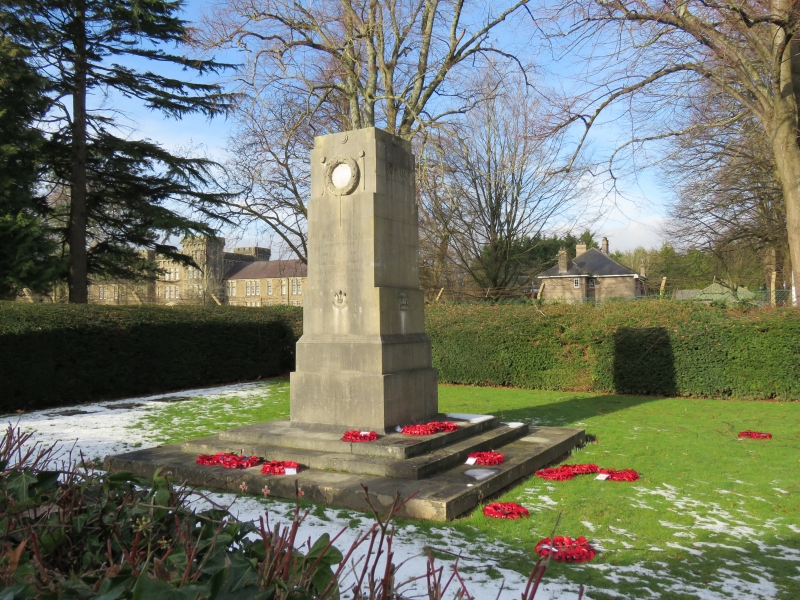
(8, 383, 797, 599)
(7, 381, 275, 462)
(187, 492, 588, 599)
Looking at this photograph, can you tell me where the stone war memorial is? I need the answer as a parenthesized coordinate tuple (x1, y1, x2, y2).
(107, 128, 584, 520)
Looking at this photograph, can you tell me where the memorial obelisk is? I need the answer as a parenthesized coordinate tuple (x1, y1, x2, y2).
(289, 128, 438, 432)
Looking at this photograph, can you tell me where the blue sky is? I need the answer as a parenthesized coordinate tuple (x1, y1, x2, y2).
(103, 0, 670, 255)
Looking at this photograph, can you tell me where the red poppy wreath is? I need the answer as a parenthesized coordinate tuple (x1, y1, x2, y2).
(342, 430, 378, 442)
(260, 460, 300, 475)
(401, 421, 459, 436)
(483, 502, 530, 519)
(535, 536, 596, 563)
(738, 430, 772, 440)
(196, 453, 262, 470)
(468, 451, 505, 466)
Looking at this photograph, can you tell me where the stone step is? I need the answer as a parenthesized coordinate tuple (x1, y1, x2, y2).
(104, 426, 585, 521)
(216, 414, 501, 460)
(182, 422, 529, 480)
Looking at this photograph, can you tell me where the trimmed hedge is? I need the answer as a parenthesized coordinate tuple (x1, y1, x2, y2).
(3, 300, 799, 412)
(427, 302, 800, 399)
(0, 303, 302, 412)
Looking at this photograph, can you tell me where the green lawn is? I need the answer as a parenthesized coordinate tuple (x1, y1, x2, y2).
(138, 380, 800, 599)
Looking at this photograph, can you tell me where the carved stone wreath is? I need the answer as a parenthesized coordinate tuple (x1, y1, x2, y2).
(325, 156, 360, 196)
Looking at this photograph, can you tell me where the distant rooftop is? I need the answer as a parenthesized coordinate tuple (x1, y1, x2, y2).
(538, 248, 639, 278)
(224, 259, 307, 280)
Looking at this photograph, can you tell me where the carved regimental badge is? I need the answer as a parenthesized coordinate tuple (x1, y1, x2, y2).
(325, 156, 360, 196)
(398, 292, 409, 311)
(333, 290, 348, 309)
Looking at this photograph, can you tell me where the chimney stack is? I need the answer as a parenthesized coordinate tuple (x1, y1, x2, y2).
(575, 243, 587, 256)
(602, 237, 609, 254)
(558, 248, 568, 274)
(639, 259, 647, 278)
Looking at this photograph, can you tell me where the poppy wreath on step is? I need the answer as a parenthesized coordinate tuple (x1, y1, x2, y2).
(401, 421, 459, 436)
(468, 451, 504, 465)
(260, 460, 300, 475)
(482, 502, 530, 519)
(535, 536, 596, 563)
(342, 430, 378, 442)
(738, 430, 772, 440)
(599, 468, 640, 482)
(196, 453, 262, 469)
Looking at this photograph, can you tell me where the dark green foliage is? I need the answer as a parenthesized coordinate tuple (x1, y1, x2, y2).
(0, 212, 64, 299)
(0, 427, 343, 599)
(2, 0, 236, 300)
(0, 304, 302, 412)
(0, 36, 64, 297)
(427, 301, 800, 399)
(3, 301, 798, 412)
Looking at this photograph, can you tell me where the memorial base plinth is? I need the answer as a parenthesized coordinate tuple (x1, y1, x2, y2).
(105, 415, 584, 521)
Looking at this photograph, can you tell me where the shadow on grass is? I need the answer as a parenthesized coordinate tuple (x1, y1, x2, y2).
(491, 394, 657, 427)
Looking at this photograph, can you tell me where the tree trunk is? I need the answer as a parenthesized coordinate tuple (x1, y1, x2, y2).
(770, 123, 800, 306)
(68, 0, 88, 303)
(770, 5, 800, 307)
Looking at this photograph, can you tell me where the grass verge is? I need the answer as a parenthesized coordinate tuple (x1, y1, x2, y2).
(136, 381, 800, 599)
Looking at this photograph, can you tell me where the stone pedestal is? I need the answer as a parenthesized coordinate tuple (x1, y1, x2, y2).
(105, 127, 586, 522)
(289, 128, 438, 432)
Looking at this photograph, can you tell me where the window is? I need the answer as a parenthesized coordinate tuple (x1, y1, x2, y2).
(588, 279, 595, 288)
(255, 280, 260, 295)
(296, 279, 302, 294)
(267, 280, 273, 295)
(281, 280, 287, 295)
(98, 286, 106, 300)
(573, 279, 580, 289)
(268, 301, 273, 306)
(227, 281, 236, 297)
(246, 281, 251, 296)
(291, 280, 296, 295)
(113, 285, 119, 300)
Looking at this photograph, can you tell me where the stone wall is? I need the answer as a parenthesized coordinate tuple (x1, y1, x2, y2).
(541, 277, 587, 303)
(594, 277, 636, 301)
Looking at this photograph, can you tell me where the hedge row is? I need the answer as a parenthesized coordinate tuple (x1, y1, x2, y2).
(0, 303, 302, 412)
(3, 300, 799, 412)
(427, 302, 800, 400)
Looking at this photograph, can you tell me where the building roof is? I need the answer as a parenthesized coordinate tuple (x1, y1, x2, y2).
(224, 259, 307, 280)
(690, 281, 755, 304)
(538, 248, 639, 278)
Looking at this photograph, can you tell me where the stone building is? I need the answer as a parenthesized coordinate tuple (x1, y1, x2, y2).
(538, 238, 647, 302)
(224, 259, 307, 307)
(86, 237, 307, 307)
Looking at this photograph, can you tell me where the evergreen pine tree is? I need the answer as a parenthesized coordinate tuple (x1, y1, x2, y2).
(0, 35, 63, 299)
(2, 0, 235, 302)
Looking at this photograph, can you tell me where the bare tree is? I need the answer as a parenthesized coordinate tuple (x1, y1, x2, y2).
(199, 0, 535, 262)
(220, 93, 325, 262)
(418, 78, 587, 296)
(551, 0, 800, 302)
(661, 91, 789, 288)
(197, 0, 532, 140)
